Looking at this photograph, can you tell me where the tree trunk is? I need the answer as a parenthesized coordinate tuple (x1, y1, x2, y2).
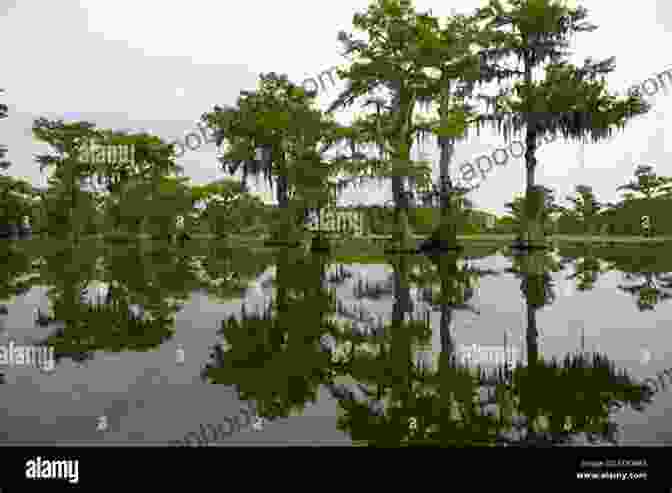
(526, 303, 539, 368)
(517, 55, 545, 249)
(519, 131, 545, 247)
(437, 253, 459, 358)
(423, 137, 462, 251)
(390, 255, 414, 403)
(437, 77, 457, 235)
(391, 174, 415, 250)
(585, 218, 596, 236)
(518, 251, 545, 367)
(269, 168, 302, 245)
(277, 172, 289, 209)
(439, 137, 454, 214)
(388, 87, 416, 252)
(423, 73, 461, 251)
(70, 177, 80, 243)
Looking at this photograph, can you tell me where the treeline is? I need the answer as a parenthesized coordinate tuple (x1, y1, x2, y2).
(0, 0, 655, 247)
(494, 166, 672, 235)
(360, 206, 495, 235)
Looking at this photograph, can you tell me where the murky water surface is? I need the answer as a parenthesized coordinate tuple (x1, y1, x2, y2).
(0, 239, 669, 445)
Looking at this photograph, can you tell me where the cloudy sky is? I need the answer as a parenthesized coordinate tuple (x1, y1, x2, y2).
(1, 0, 670, 215)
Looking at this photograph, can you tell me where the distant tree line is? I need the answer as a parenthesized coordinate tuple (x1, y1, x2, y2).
(494, 166, 672, 236)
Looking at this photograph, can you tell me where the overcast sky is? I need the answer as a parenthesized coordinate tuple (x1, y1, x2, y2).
(1, 0, 670, 215)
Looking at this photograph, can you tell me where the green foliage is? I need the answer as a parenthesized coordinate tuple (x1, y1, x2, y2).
(556, 213, 584, 235)
(203, 74, 340, 194)
(196, 179, 269, 236)
(617, 165, 672, 201)
(525, 186, 546, 219)
(1, 4, 665, 247)
(361, 205, 492, 235)
(409, 207, 438, 234)
(563, 184, 602, 233)
(31, 120, 185, 238)
(328, 0, 464, 243)
(474, 0, 649, 243)
(0, 176, 36, 226)
(27, 118, 98, 237)
(505, 186, 561, 226)
(597, 198, 672, 236)
(363, 206, 395, 235)
(496, 215, 518, 233)
(201, 72, 349, 241)
(36, 185, 98, 237)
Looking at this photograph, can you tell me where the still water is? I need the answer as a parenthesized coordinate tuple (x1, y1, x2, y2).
(0, 239, 670, 446)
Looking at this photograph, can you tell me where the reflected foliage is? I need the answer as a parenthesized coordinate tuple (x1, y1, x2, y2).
(21, 241, 268, 366)
(0, 241, 660, 445)
(203, 249, 339, 420)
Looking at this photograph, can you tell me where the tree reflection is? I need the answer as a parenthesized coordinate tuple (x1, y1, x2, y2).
(606, 246, 672, 311)
(194, 246, 656, 445)
(202, 248, 339, 420)
(485, 250, 653, 445)
(323, 254, 436, 445)
(325, 252, 505, 445)
(196, 243, 274, 303)
(556, 244, 672, 311)
(0, 243, 40, 326)
(556, 245, 607, 295)
(325, 250, 653, 446)
(34, 242, 204, 364)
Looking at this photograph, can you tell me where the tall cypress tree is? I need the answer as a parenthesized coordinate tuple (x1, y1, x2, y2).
(328, 0, 436, 252)
(474, 0, 649, 248)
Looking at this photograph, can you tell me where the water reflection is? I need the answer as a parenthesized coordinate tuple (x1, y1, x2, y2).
(203, 249, 337, 420)
(0, 243, 39, 327)
(557, 244, 672, 311)
(497, 250, 652, 445)
(328, 250, 653, 446)
(199, 245, 655, 446)
(32, 244, 196, 363)
(1, 240, 272, 368)
(0, 239, 668, 444)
